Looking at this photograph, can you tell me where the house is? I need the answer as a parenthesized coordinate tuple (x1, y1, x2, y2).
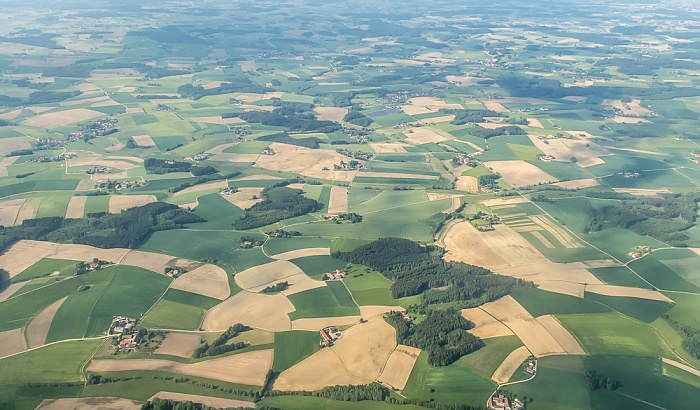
(489, 395, 511, 410)
(538, 154, 555, 162)
(326, 269, 347, 280)
(320, 326, 341, 347)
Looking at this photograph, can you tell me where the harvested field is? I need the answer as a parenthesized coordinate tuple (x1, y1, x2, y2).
(443, 197, 461, 214)
(612, 188, 672, 196)
(314, 107, 348, 122)
(26, 297, 67, 348)
(527, 135, 611, 168)
(585, 284, 672, 302)
(360, 305, 403, 319)
(0, 282, 26, 302)
(480, 197, 530, 207)
(662, 358, 700, 379)
(456, 176, 479, 192)
(202, 291, 294, 331)
(15, 198, 40, 225)
(192, 116, 223, 125)
(0, 156, 18, 177)
(0, 328, 26, 358)
(131, 135, 155, 147)
(222, 188, 264, 209)
(527, 118, 544, 128)
(377, 344, 422, 391)
(327, 187, 348, 214)
(171, 264, 231, 300)
(271, 248, 331, 261)
(0, 198, 25, 226)
(0, 240, 130, 279)
(480, 296, 567, 357)
(104, 143, 124, 152)
(530, 215, 582, 248)
(553, 179, 599, 189)
(206, 143, 260, 163)
(428, 193, 461, 201)
(60, 95, 109, 107)
(484, 160, 557, 187)
(265, 273, 325, 296)
(443, 222, 548, 270)
(409, 97, 463, 110)
(173, 180, 228, 199)
(0, 108, 22, 120)
(605, 99, 654, 117)
(64, 196, 87, 219)
(330, 316, 397, 381)
(232, 174, 283, 181)
(461, 308, 514, 339)
(109, 195, 156, 213)
(254, 143, 358, 182)
(0, 137, 32, 156)
(274, 347, 365, 390)
(358, 172, 439, 180)
(149, 393, 253, 409)
(21, 108, 103, 128)
(125, 107, 144, 114)
(154, 333, 201, 358)
(497, 262, 603, 289)
(234, 260, 305, 290)
(88, 349, 273, 386)
(481, 100, 510, 113)
(403, 127, 451, 145)
(35, 397, 141, 410)
(368, 142, 409, 153)
(202, 81, 223, 90)
(291, 315, 361, 330)
(536, 281, 585, 298)
(401, 105, 435, 116)
(536, 315, 586, 355)
(122, 250, 188, 273)
(491, 346, 530, 383)
(239, 60, 257, 72)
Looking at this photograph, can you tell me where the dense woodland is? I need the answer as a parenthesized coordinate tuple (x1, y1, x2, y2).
(177, 79, 271, 99)
(583, 192, 700, 246)
(334, 238, 526, 306)
(140, 398, 277, 410)
(0, 202, 203, 251)
(225, 103, 341, 134)
(385, 309, 482, 366)
(256, 132, 321, 149)
(344, 110, 373, 126)
(663, 314, 700, 359)
(470, 125, 525, 139)
(234, 184, 318, 229)
(439, 108, 504, 125)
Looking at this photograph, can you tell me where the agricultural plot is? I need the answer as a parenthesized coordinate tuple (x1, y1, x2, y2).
(287, 284, 359, 320)
(272, 330, 320, 372)
(202, 291, 295, 332)
(170, 264, 230, 300)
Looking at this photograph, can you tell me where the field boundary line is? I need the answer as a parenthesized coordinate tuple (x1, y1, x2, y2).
(0, 335, 110, 361)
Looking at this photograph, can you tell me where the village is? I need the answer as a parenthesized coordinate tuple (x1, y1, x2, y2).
(336, 148, 373, 161)
(30, 152, 77, 163)
(629, 245, 651, 259)
(184, 153, 211, 162)
(93, 179, 142, 190)
(67, 118, 118, 142)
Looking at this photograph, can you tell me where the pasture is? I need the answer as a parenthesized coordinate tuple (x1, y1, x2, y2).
(272, 330, 320, 372)
(287, 285, 359, 320)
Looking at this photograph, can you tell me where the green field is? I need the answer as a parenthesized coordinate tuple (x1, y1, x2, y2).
(342, 265, 398, 306)
(10, 258, 79, 283)
(557, 312, 674, 357)
(588, 265, 653, 289)
(584, 291, 673, 323)
(290, 255, 347, 278)
(628, 255, 700, 293)
(510, 287, 610, 317)
(460, 336, 524, 379)
(84, 266, 171, 336)
(272, 330, 320, 372)
(264, 237, 332, 256)
(187, 193, 244, 230)
(287, 285, 360, 320)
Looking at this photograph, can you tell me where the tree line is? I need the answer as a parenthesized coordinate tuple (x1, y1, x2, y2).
(233, 184, 318, 230)
(193, 323, 250, 358)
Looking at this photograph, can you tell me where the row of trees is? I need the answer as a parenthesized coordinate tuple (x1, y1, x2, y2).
(233, 184, 318, 230)
(193, 323, 250, 358)
(663, 314, 700, 359)
(257, 132, 321, 149)
(585, 371, 620, 391)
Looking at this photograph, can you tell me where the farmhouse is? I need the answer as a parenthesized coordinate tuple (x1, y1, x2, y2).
(184, 153, 211, 161)
(489, 395, 525, 410)
(220, 187, 237, 195)
(262, 147, 276, 155)
(326, 269, 347, 280)
(110, 316, 136, 334)
(319, 326, 341, 347)
(538, 154, 555, 162)
(118, 333, 140, 352)
(164, 268, 180, 277)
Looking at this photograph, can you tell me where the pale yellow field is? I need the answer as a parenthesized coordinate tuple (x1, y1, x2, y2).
(291, 315, 362, 330)
(35, 397, 142, 410)
(443, 197, 461, 214)
(536, 281, 585, 298)
(662, 358, 700, 379)
(192, 116, 223, 124)
(480, 296, 567, 356)
(171, 264, 230, 300)
(0, 198, 25, 226)
(88, 349, 273, 386)
(368, 142, 409, 153)
(530, 215, 582, 248)
(21, 108, 104, 128)
(14, 197, 41, 225)
(327, 187, 349, 214)
(221, 187, 264, 209)
(403, 127, 451, 145)
(149, 392, 254, 409)
(0, 108, 22, 120)
(109, 195, 156, 213)
(104, 142, 124, 152)
(154, 333, 202, 358)
(497, 262, 603, 290)
(231, 174, 283, 181)
(401, 105, 435, 115)
(0, 156, 18, 177)
(377, 345, 422, 391)
(206, 143, 260, 163)
(461, 308, 514, 339)
(527, 135, 611, 168)
(64, 196, 87, 219)
(172, 180, 228, 199)
(202, 291, 294, 331)
(409, 97, 463, 110)
(254, 142, 358, 182)
(585, 284, 673, 302)
(121, 250, 200, 274)
(480, 197, 530, 207)
(125, 107, 144, 114)
(491, 346, 531, 384)
(0, 240, 130, 278)
(132, 135, 155, 147)
(265, 273, 326, 296)
(0, 137, 32, 156)
(455, 176, 478, 192)
(612, 188, 672, 196)
(552, 179, 599, 189)
(274, 347, 365, 390)
(314, 107, 348, 122)
(26, 297, 67, 348)
(484, 160, 558, 187)
(481, 100, 510, 113)
(527, 118, 544, 128)
(0, 328, 26, 358)
(59, 95, 109, 107)
(360, 305, 403, 319)
(234, 260, 305, 290)
(536, 315, 586, 355)
(271, 248, 331, 260)
(331, 316, 397, 380)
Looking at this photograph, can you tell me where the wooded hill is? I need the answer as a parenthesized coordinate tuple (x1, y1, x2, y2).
(233, 184, 318, 230)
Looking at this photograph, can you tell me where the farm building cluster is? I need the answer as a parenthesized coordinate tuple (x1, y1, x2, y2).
(262, 147, 275, 155)
(87, 165, 109, 174)
(220, 187, 238, 196)
(319, 326, 342, 347)
(489, 395, 526, 410)
(110, 316, 136, 335)
(325, 269, 347, 280)
(94, 179, 141, 190)
(184, 153, 211, 161)
(629, 245, 651, 259)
